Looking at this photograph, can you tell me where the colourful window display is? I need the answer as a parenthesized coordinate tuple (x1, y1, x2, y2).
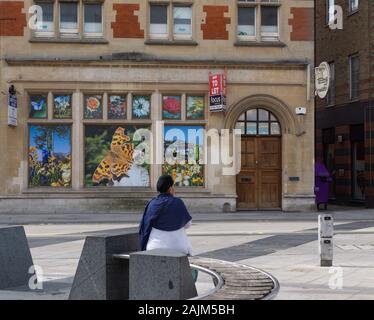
(29, 94, 48, 119)
(163, 125, 204, 187)
(186, 95, 205, 120)
(132, 95, 151, 119)
(28, 125, 71, 187)
(108, 95, 127, 119)
(84, 125, 151, 187)
(162, 95, 182, 120)
(53, 94, 72, 119)
(84, 94, 103, 119)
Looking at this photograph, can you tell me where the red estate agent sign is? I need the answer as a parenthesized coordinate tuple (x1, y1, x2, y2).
(209, 73, 227, 112)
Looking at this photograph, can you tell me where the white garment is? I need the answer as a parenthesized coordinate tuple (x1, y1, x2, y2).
(112, 163, 150, 187)
(146, 221, 193, 256)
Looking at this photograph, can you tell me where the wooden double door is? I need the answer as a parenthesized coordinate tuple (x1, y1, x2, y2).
(237, 136, 282, 210)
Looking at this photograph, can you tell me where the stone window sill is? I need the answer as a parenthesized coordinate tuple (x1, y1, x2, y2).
(234, 41, 286, 48)
(29, 37, 109, 44)
(144, 39, 198, 46)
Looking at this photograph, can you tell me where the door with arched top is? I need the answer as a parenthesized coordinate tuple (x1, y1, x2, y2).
(235, 108, 282, 210)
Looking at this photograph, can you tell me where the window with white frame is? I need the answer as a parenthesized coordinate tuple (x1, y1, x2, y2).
(173, 6, 192, 39)
(34, 2, 54, 36)
(326, 62, 335, 106)
(84, 3, 103, 36)
(237, 0, 280, 42)
(33, 1, 103, 39)
(349, 0, 359, 12)
(326, 0, 334, 25)
(349, 54, 360, 100)
(237, 7, 255, 39)
(60, 2, 79, 36)
(149, 3, 192, 40)
(150, 4, 168, 39)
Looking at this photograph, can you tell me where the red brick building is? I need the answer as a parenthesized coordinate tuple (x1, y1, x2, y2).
(316, 0, 374, 206)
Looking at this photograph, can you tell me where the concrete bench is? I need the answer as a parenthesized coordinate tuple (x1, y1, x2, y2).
(70, 230, 279, 300)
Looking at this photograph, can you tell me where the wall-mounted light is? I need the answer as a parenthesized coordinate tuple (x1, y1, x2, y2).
(295, 107, 306, 116)
(337, 135, 343, 143)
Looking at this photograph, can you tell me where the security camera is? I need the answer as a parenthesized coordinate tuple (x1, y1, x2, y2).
(295, 107, 306, 115)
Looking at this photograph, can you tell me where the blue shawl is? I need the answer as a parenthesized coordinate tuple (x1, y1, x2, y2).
(139, 194, 192, 251)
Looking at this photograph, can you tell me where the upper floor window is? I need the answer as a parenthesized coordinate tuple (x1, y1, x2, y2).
(326, 62, 335, 106)
(60, 2, 79, 37)
(33, 1, 103, 39)
(349, 54, 360, 100)
(149, 3, 192, 40)
(35, 2, 54, 36)
(326, 0, 334, 25)
(237, 0, 280, 42)
(349, 0, 359, 12)
(84, 3, 103, 36)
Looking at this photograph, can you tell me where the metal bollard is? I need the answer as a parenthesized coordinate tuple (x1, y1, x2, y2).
(318, 213, 334, 267)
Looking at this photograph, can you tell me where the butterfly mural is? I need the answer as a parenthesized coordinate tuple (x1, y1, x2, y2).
(29, 94, 47, 118)
(85, 126, 150, 187)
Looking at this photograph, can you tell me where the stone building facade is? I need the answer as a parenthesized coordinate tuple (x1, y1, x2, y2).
(0, 0, 314, 213)
(316, 0, 374, 207)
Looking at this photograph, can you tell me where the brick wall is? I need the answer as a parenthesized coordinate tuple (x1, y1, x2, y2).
(288, 7, 314, 41)
(112, 3, 144, 39)
(201, 5, 230, 40)
(315, 0, 369, 110)
(0, 1, 26, 36)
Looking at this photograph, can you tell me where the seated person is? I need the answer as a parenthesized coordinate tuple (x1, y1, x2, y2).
(139, 174, 193, 256)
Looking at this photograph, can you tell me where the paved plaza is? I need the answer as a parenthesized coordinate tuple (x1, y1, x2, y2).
(0, 207, 373, 300)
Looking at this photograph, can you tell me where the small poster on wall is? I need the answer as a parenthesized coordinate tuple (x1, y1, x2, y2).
(8, 88, 18, 126)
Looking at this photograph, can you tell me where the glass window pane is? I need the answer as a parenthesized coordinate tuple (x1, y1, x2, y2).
(261, 7, 278, 33)
(60, 2, 78, 31)
(271, 122, 281, 135)
(84, 94, 103, 119)
(235, 122, 245, 134)
(29, 125, 72, 188)
(238, 113, 245, 121)
(29, 94, 48, 118)
(270, 113, 277, 121)
(84, 4, 102, 34)
(53, 94, 72, 119)
(246, 122, 257, 135)
(246, 109, 257, 121)
(173, 6, 192, 35)
(258, 109, 269, 121)
(259, 122, 269, 135)
(150, 5, 168, 35)
(132, 95, 151, 119)
(35, 3, 54, 32)
(238, 7, 255, 36)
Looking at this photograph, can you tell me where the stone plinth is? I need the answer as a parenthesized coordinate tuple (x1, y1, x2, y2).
(129, 249, 197, 300)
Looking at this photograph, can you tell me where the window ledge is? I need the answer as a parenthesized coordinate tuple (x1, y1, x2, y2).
(234, 40, 286, 47)
(29, 37, 109, 44)
(144, 39, 198, 46)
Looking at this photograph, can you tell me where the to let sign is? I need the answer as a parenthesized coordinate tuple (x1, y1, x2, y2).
(8, 92, 18, 126)
(209, 73, 227, 112)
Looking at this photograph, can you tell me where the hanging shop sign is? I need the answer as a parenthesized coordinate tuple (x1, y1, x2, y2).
(209, 73, 227, 112)
(8, 86, 18, 127)
(315, 62, 330, 99)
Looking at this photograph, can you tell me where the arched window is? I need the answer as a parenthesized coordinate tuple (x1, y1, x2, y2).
(235, 108, 281, 136)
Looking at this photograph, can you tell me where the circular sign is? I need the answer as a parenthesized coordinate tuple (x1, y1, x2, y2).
(315, 62, 331, 99)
